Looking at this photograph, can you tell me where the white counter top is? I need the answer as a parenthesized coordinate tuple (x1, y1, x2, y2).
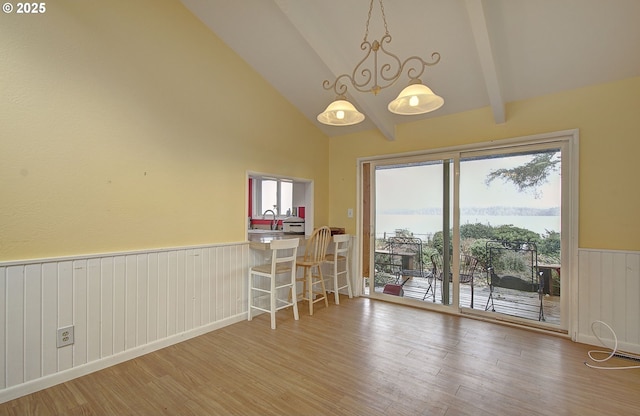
(248, 232, 306, 250)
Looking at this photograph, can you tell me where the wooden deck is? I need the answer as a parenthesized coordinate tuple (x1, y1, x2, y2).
(372, 275, 561, 325)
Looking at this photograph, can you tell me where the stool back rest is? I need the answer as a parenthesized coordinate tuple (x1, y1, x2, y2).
(332, 233, 350, 257)
(303, 226, 332, 263)
(269, 238, 299, 273)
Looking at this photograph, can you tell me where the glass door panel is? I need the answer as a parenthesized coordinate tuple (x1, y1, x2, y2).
(373, 159, 452, 306)
(458, 149, 562, 325)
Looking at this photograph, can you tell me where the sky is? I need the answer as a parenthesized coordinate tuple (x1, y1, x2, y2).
(375, 153, 561, 212)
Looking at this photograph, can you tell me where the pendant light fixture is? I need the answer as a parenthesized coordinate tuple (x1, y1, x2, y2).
(316, 97, 365, 126)
(388, 80, 444, 115)
(317, 0, 444, 126)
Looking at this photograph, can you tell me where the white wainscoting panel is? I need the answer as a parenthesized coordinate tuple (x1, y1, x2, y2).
(6, 242, 635, 402)
(0, 243, 250, 403)
(577, 248, 640, 354)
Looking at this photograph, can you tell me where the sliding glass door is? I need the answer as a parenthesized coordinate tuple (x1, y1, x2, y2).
(364, 133, 573, 331)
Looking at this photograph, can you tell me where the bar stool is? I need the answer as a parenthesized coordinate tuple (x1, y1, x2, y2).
(248, 238, 300, 329)
(296, 226, 331, 315)
(324, 234, 353, 304)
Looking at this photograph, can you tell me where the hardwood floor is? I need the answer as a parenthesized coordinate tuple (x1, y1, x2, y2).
(2, 297, 639, 415)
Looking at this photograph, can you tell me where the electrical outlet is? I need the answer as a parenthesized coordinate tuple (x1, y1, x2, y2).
(57, 326, 74, 348)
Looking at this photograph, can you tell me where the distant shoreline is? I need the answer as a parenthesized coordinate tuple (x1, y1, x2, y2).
(380, 206, 560, 216)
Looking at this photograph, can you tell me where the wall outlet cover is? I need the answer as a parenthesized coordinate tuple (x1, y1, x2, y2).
(57, 326, 74, 348)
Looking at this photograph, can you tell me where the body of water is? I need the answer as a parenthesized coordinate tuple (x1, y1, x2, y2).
(376, 214, 560, 239)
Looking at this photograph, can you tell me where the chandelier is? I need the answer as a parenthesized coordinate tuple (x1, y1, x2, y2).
(317, 0, 444, 126)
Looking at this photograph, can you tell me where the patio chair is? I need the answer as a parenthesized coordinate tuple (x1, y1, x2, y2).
(384, 236, 434, 299)
(484, 241, 545, 321)
(431, 253, 477, 307)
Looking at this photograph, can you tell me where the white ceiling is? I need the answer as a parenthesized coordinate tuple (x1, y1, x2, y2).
(179, 0, 640, 140)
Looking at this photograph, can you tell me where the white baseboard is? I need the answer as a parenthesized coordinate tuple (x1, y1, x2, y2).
(0, 313, 246, 404)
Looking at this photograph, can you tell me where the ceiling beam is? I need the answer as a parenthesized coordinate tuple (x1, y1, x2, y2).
(465, 0, 506, 124)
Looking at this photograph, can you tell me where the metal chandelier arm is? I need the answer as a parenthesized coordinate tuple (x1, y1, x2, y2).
(398, 52, 442, 81)
(317, 0, 444, 128)
(322, 35, 442, 97)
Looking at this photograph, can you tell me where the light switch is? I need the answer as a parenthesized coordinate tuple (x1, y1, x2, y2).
(347, 208, 353, 218)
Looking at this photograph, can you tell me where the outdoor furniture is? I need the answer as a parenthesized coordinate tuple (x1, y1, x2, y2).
(431, 253, 478, 307)
(384, 236, 434, 299)
(537, 263, 560, 296)
(484, 240, 545, 321)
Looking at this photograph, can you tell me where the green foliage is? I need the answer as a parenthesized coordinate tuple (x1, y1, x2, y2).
(422, 245, 439, 270)
(432, 230, 452, 255)
(393, 228, 413, 237)
(499, 251, 530, 277)
(460, 223, 495, 240)
(485, 151, 560, 195)
(479, 242, 533, 280)
(433, 223, 542, 255)
(539, 229, 561, 257)
(493, 224, 541, 245)
(468, 238, 492, 270)
(375, 223, 560, 284)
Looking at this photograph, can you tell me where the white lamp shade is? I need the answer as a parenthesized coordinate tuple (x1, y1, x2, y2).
(317, 99, 365, 126)
(388, 83, 444, 115)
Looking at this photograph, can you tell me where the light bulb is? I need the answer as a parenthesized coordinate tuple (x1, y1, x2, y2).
(336, 110, 345, 120)
(409, 95, 419, 107)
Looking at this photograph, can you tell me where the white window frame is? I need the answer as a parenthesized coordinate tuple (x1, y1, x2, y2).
(252, 177, 293, 218)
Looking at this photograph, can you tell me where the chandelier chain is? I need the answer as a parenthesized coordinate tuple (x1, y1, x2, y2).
(364, 0, 390, 43)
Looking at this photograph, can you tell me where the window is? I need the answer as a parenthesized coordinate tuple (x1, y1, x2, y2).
(252, 177, 293, 217)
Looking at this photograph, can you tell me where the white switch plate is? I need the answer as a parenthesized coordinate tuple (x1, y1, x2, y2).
(347, 208, 353, 218)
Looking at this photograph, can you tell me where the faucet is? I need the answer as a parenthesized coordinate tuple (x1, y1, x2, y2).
(262, 209, 277, 230)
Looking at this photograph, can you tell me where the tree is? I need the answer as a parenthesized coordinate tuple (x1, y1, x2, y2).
(432, 230, 452, 255)
(492, 225, 541, 245)
(539, 229, 561, 259)
(460, 222, 495, 240)
(485, 151, 560, 197)
(469, 238, 493, 270)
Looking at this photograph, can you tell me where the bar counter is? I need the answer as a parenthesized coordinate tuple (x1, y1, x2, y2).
(247, 232, 307, 250)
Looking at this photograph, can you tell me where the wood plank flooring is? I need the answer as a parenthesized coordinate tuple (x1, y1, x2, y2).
(1, 297, 639, 415)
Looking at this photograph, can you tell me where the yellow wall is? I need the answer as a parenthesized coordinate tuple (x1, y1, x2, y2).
(328, 77, 640, 251)
(2, 1, 638, 261)
(0, 0, 329, 261)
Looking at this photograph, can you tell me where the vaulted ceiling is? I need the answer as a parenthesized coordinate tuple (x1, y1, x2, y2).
(179, 0, 640, 140)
